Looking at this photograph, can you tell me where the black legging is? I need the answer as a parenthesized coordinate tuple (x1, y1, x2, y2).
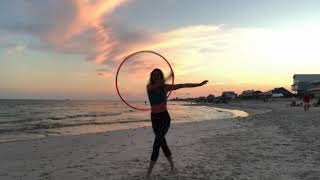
(150, 110, 172, 161)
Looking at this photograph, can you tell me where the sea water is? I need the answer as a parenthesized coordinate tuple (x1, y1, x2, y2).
(0, 99, 247, 143)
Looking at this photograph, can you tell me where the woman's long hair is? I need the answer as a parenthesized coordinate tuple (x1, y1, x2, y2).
(148, 68, 165, 85)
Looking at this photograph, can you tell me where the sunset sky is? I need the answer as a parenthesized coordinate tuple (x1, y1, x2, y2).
(1, 0, 320, 100)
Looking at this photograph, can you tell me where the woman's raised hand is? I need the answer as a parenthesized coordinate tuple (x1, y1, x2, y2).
(199, 80, 209, 86)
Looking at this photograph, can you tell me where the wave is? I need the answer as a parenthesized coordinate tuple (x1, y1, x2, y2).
(0, 112, 123, 125)
(0, 118, 150, 133)
(48, 112, 122, 121)
(0, 118, 39, 124)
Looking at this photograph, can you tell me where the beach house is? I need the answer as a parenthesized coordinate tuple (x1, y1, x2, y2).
(271, 87, 293, 97)
(222, 91, 237, 100)
(292, 74, 320, 96)
(308, 82, 320, 97)
(239, 90, 256, 99)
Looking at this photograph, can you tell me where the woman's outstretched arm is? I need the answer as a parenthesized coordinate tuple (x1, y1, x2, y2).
(167, 80, 208, 91)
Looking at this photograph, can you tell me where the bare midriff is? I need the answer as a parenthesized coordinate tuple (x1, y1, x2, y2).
(151, 102, 167, 113)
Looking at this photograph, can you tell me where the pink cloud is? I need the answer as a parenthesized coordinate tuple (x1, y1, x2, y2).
(23, 0, 127, 65)
(13, 1, 225, 80)
(11, 2, 226, 80)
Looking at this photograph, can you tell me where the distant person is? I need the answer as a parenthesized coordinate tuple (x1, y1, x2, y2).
(146, 68, 208, 178)
(317, 97, 320, 106)
(303, 94, 310, 111)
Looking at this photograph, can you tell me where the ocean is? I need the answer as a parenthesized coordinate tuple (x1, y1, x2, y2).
(0, 99, 247, 143)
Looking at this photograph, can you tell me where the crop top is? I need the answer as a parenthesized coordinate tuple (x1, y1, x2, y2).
(147, 87, 167, 105)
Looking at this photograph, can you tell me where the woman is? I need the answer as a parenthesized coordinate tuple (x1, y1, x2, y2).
(146, 68, 208, 178)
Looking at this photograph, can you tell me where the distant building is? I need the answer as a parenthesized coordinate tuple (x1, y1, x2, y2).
(238, 90, 261, 99)
(195, 96, 206, 103)
(271, 87, 293, 97)
(222, 91, 237, 100)
(308, 82, 320, 97)
(239, 90, 255, 98)
(206, 94, 215, 102)
(292, 74, 320, 95)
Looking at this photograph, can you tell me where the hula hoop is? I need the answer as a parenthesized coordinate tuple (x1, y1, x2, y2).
(115, 50, 174, 111)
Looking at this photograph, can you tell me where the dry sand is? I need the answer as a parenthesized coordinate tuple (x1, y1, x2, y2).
(0, 99, 320, 180)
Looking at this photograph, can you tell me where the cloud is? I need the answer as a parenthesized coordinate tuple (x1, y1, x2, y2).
(43, 0, 128, 65)
(0, 0, 128, 62)
(94, 25, 227, 79)
(1, 1, 225, 65)
(106, 25, 228, 75)
(0, 1, 229, 79)
(115, 25, 226, 57)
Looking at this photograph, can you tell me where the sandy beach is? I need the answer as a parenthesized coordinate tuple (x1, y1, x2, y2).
(1, 99, 320, 180)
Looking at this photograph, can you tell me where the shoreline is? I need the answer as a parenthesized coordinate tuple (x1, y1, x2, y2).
(186, 100, 273, 117)
(0, 104, 249, 144)
(1, 99, 320, 179)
